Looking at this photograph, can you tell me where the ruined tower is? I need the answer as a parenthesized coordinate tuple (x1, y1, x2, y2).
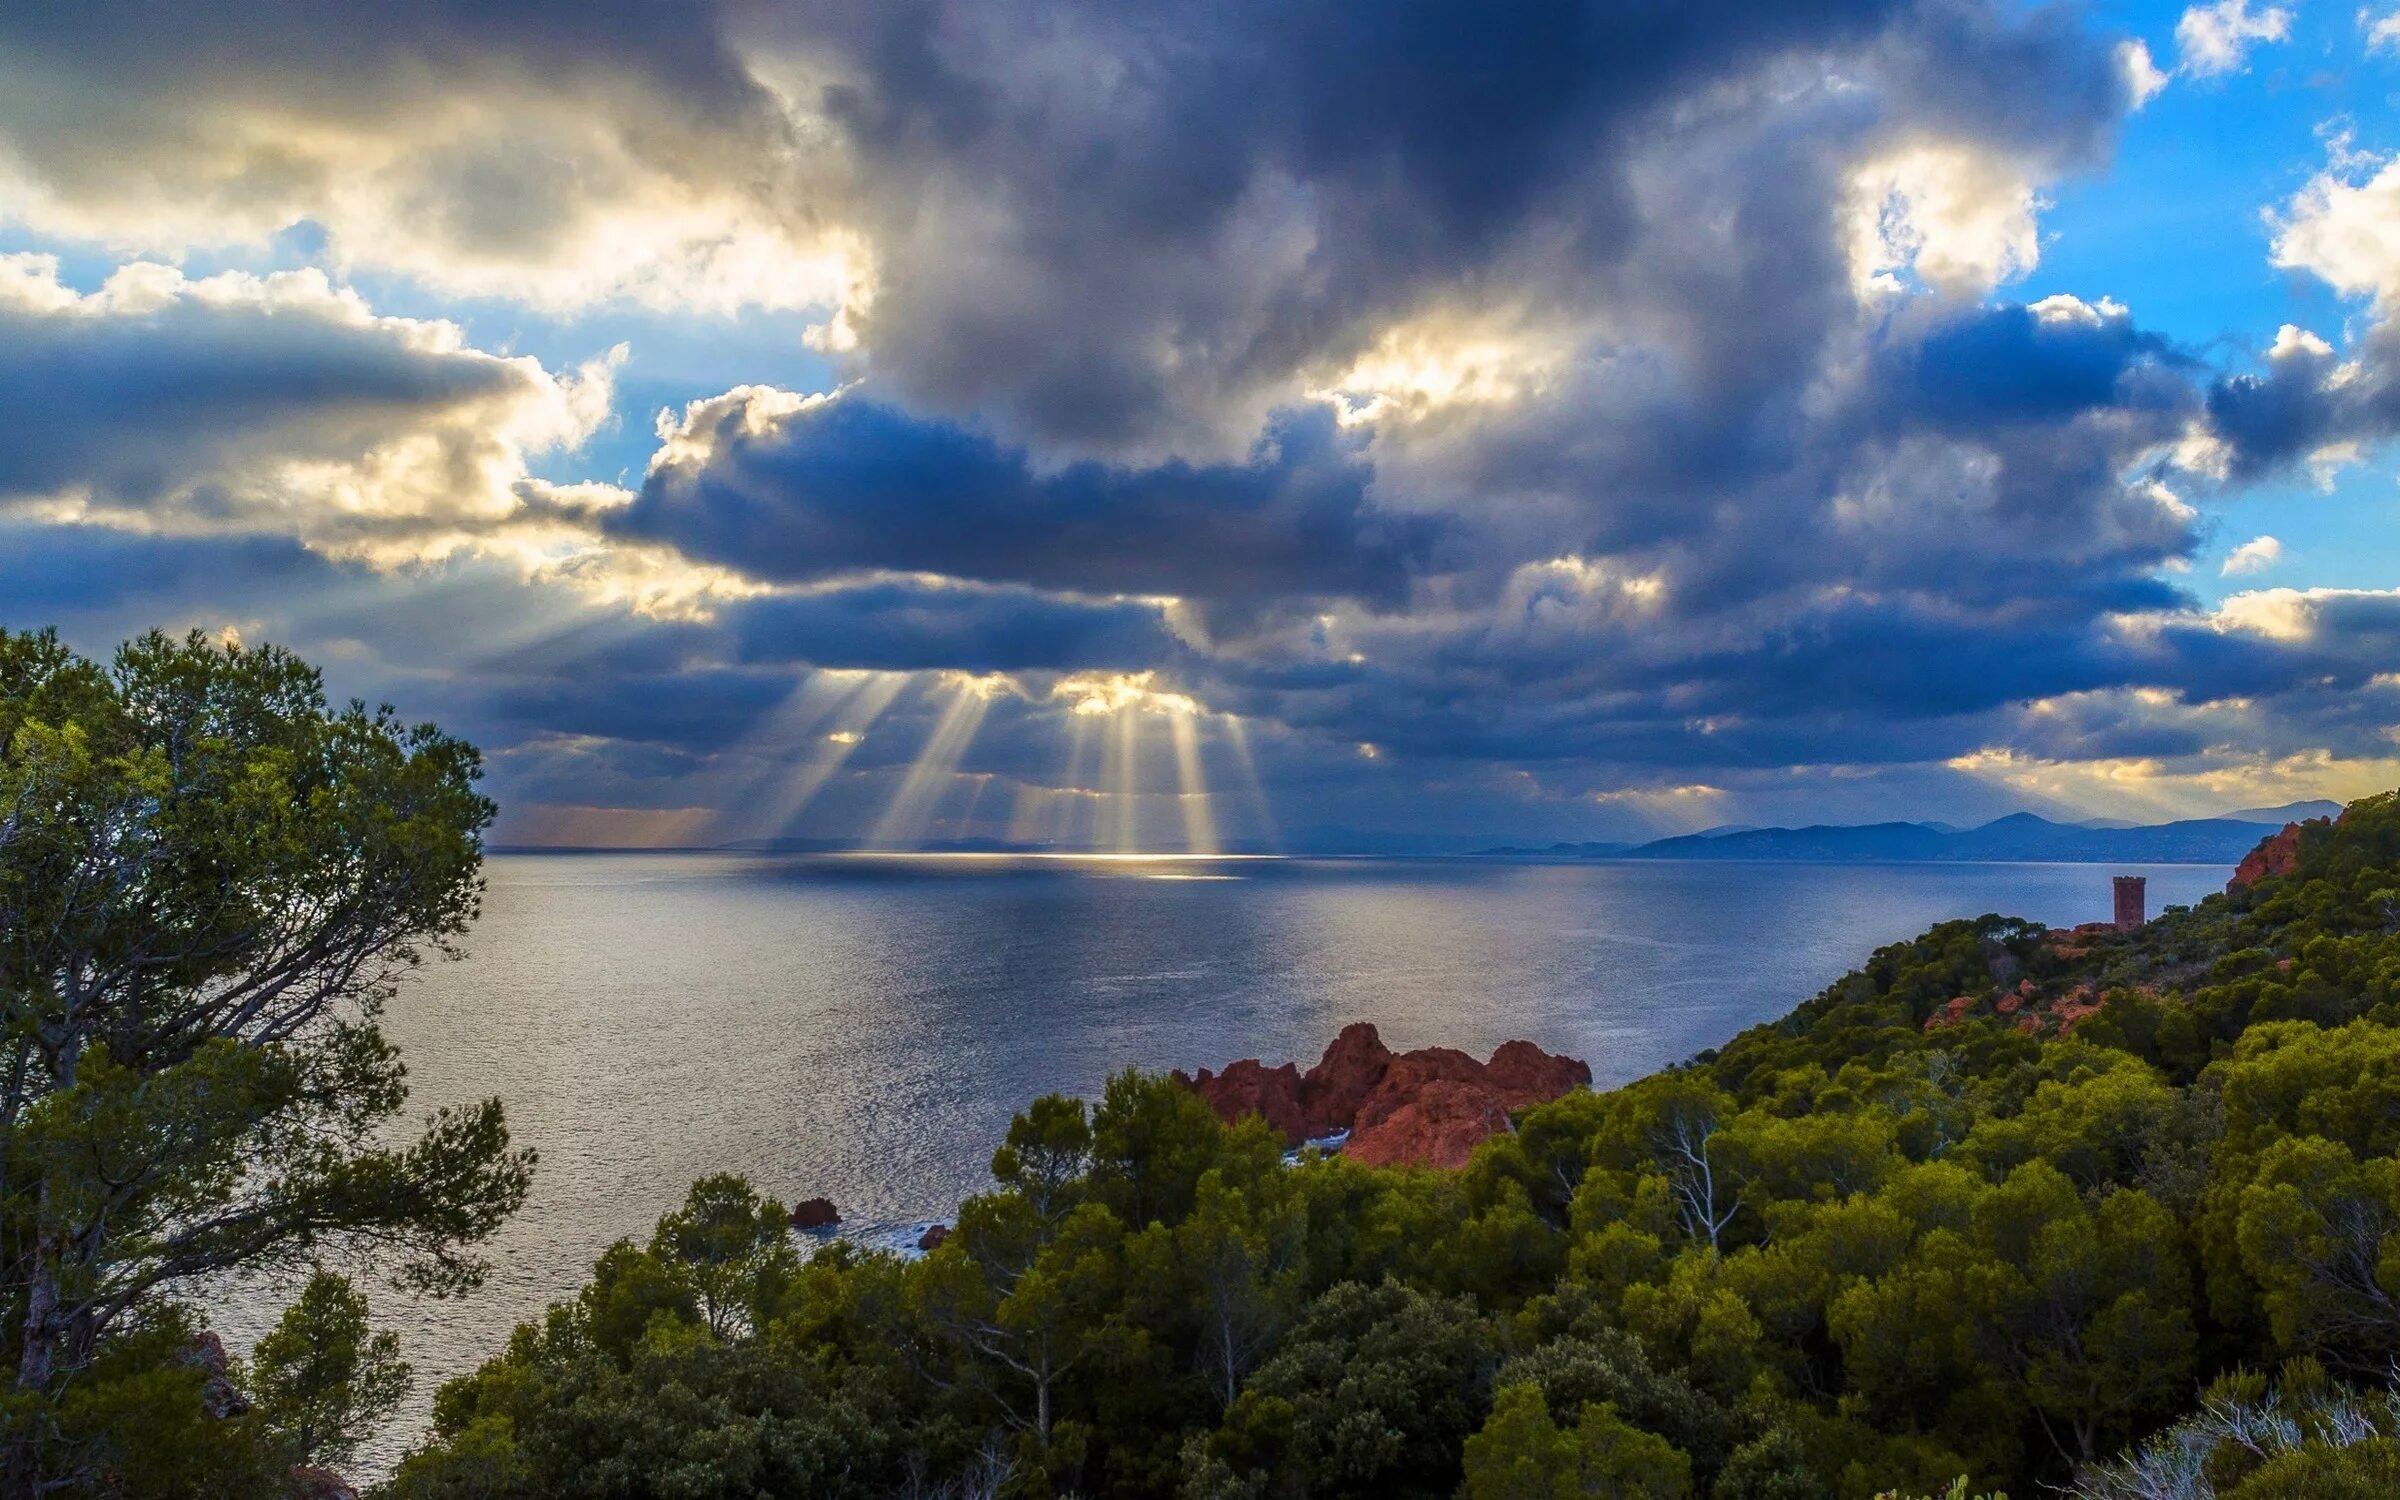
(2113, 874, 2146, 931)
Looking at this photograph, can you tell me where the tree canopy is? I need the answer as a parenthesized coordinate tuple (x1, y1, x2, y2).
(0, 628, 529, 1496)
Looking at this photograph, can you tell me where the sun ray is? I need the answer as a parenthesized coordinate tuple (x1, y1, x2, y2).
(1221, 714, 1280, 850)
(1168, 708, 1219, 855)
(1051, 712, 1096, 846)
(1103, 704, 1143, 852)
(954, 771, 995, 838)
(704, 672, 871, 840)
(866, 678, 996, 849)
(1005, 781, 1051, 844)
(741, 672, 907, 840)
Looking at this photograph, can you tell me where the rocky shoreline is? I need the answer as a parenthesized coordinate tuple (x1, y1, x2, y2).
(786, 1022, 1595, 1256)
(1174, 1021, 1592, 1169)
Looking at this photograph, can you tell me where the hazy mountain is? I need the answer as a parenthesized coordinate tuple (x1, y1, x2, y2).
(1473, 810, 2301, 864)
(2224, 800, 2344, 825)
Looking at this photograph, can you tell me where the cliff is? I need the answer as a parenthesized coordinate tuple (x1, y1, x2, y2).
(1176, 1022, 1592, 1169)
(2226, 816, 2331, 893)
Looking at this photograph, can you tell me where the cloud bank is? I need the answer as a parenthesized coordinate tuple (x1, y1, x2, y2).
(0, 0, 2395, 843)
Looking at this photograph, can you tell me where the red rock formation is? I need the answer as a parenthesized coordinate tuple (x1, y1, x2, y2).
(1353, 1047, 1484, 1134)
(2228, 820, 2318, 893)
(1179, 1024, 1591, 1169)
(1922, 994, 1980, 1032)
(789, 1198, 840, 1230)
(1485, 1039, 1593, 1103)
(916, 1223, 950, 1252)
(1175, 1058, 1309, 1141)
(1299, 1021, 1395, 1136)
(2041, 922, 2119, 962)
(1344, 1080, 1515, 1169)
(2050, 984, 2106, 1031)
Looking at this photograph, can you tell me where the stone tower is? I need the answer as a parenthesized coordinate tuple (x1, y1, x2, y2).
(2113, 874, 2146, 931)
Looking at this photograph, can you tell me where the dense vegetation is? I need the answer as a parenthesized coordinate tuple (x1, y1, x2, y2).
(0, 629, 528, 1498)
(385, 793, 2400, 1498)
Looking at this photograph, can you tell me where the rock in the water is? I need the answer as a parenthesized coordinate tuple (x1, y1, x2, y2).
(183, 1331, 250, 1419)
(1178, 1023, 1590, 1169)
(916, 1223, 950, 1252)
(291, 1467, 360, 1500)
(789, 1197, 840, 1230)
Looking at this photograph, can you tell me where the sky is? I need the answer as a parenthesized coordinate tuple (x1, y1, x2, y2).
(3, 0, 2399, 851)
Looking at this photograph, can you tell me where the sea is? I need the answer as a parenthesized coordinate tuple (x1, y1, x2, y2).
(208, 851, 2233, 1474)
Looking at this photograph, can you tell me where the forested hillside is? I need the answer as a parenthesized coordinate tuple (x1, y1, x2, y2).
(388, 794, 2400, 1499)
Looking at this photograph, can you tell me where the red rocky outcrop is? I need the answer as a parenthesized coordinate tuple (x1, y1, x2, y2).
(1485, 1039, 1592, 1102)
(916, 1223, 950, 1252)
(1178, 1023, 1591, 1170)
(1176, 1058, 1310, 1142)
(1300, 1022, 1396, 1136)
(2228, 819, 2323, 894)
(788, 1198, 840, 1230)
(1923, 995, 1980, 1032)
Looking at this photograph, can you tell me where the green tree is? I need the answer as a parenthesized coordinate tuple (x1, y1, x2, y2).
(1202, 1277, 1496, 1498)
(251, 1268, 411, 1470)
(1462, 1383, 1691, 1500)
(0, 628, 531, 1495)
(648, 1175, 798, 1339)
(916, 1096, 1128, 1459)
(1138, 1155, 1308, 1409)
(2230, 1136, 2400, 1368)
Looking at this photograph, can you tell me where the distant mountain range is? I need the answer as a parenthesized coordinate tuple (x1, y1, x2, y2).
(1476, 800, 2343, 864)
(522, 800, 2344, 861)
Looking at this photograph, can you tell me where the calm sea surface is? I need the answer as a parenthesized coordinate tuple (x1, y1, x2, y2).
(215, 852, 2231, 1471)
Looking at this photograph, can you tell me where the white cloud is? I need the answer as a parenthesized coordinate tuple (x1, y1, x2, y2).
(2120, 39, 2172, 106)
(2274, 152, 2400, 309)
(2367, 8, 2400, 54)
(2029, 292, 2131, 327)
(2212, 584, 2395, 639)
(2175, 0, 2295, 77)
(0, 17, 864, 318)
(2268, 322, 2339, 359)
(2222, 534, 2284, 574)
(0, 254, 746, 614)
(1848, 144, 2045, 299)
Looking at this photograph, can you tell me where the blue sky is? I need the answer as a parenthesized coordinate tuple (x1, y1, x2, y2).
(1, 0, 2397, 849)
(2041, 0, 2400, 602)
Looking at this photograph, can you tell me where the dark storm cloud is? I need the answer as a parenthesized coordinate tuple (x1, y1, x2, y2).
(0, 0, 802, 283)
(0, 524, 322, 618)
(787, 0, 2139, 454)
(465, 664, 787, 757)
(1872, 302, 2188, 429)
(722, 581, 1180, 674)
(2203, 328, 2400, 482)
(0, 271, 537, 515)
(615, 397, 1425, 607)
